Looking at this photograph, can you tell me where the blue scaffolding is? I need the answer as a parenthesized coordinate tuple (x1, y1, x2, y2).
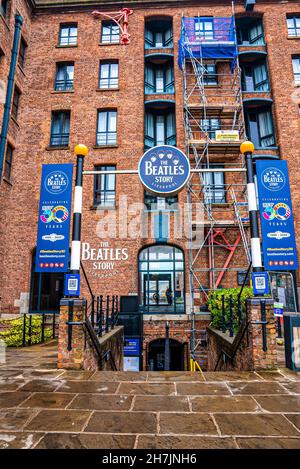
(178, 16, 238, 69)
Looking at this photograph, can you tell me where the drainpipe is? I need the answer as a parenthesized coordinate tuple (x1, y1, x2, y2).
(0, 14, 23, 181)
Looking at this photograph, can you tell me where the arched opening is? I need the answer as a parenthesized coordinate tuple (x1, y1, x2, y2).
(29, 249, 65, 313)
(138, 244, 185, 314)
(148, 338, 185, 371)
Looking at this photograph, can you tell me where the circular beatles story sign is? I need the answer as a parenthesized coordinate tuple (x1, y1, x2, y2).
(138, 145, 191, 196)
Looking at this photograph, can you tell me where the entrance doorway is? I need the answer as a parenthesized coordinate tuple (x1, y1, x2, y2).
(148, 338, 185, 371)
(139, 244, 185, 313)
(144, 273, 172, 307)
(29, 250, 64, 313)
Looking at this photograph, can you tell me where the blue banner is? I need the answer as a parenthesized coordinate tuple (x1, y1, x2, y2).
(256, 160, 298, 271)
(36, 164, 73, 273)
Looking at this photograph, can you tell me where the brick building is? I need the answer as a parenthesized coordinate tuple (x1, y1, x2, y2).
(0, 0, 300, 370)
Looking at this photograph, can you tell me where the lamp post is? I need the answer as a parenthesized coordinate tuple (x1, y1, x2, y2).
(70, 144, 88, 274)
(240, 141, 263, 273)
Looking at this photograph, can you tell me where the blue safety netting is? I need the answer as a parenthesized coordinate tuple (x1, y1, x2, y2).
(178, 17, 238, 69)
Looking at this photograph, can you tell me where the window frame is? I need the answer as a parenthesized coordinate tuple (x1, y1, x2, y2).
(59, 23, 78, 46)
(4, 142, 13, 181)
(145, 63, 174, 94)
(55, 62, 74, 91)
(93, 164, 116, 207)
(200, 118, 221, 140)
(99, 60, 119, 89)
(144, 22, 173, 49)
(144, 110, 176, 149)
(237, 19, 265, 46)
(292, 56, 300, 85)
(96, 109, 118, 146)
(101, 21, 120, 44)
(144, 191, 178, 212)
(203, 164, 226, 204)
(50, 110, 70, 147)
(11, 86, 21, 120)
(246, 107, 275, 148)
(195, 17, 214, 41)
(18, 37, 27, 69)
(0, 0, 8, 18)
(287, 15, 300, 37)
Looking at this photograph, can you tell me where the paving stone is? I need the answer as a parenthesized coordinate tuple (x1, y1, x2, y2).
(176, 382, 230, 396)
(255, 371, 292, 382)
(284, 414, 300, 431)
(214, 413, 300, 436)
(280, 370, 300, 381)
(91, 371, 148, 381)
(0, 409, 35, 430)
(0, 432, 44, 449)
(85, 411, 157, 434)
(19, 392, 76, 409)
(203, 372, 261, 382)
(69, 394, 133, 411)
(147, 372, 204, 382)
(255, 395, 300, 413)
(0, 370, 26, 379)
(0, 379, 27, 391)
(227, 381, 288, 395)
(25, 409, 91, 432)
(133, 396, 189, 412)
(159, 412, 218, 435)
(281, 381, 300, 394)
(57, 380, 119, 394)
(118, 382, 175, 395)
(190, 395, 259, 413)
(58, 371, 94, 381)
(18, 379, 62, 392)
(137, 435, 236, 449)
(236, 437, 300, 449)
(35, 433, 136, 449)
(20, 370, 64, 380)
(0, 392, 31, 408)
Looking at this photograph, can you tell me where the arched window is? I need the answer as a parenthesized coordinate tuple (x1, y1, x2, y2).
(138, 244, 185, 314)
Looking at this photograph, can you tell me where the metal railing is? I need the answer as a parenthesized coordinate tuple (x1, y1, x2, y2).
(21, 312, 58, 347)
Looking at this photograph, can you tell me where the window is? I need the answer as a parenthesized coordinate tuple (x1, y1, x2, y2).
(139, 244, 185, 314)
(4, 143, 13, 181)
(242, 61, 269, 91)
(145, 111, 176, 148)
(196, 63, 217, 85)
(18, 37, 26, 68)
(59, 23, 77, 46)
(237, 20, 264, 45)
(101, 21, 120, 44)
(94, 165, 116, 207)
(145, 64, 174, 93)
(195, 17, 214, 41)
(0, 0, 8, 18)
(292, 57, 300, 85)
(50, 111, 70, 147)
(99, 61, 118, 89)
(203, 165, 225, 204)
(55, 62, 74, 91)
(200, 118, 220, 139)
(11, 86, 21, 120)
(96, 110, 117, 146)
(144, 191, 178, 211)
(287, 15, 300, 37)
(145, 20, 173, 49)
(246, 108, 275, 148)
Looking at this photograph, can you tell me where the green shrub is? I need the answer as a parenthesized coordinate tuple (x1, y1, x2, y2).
(0, 315, 52, 347)
(208, 287, 254, 333)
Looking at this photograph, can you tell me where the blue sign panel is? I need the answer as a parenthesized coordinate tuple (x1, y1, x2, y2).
(64, 273, 80, 296)
(256, 160, 298, 271)
(36, 164, 73, 273)
(124, 338, 140, 356)
(138, 145, 190, 195)
(252, 272, 269, 296)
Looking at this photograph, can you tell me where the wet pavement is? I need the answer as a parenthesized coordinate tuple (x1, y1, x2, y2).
(0, 342, 300, 449)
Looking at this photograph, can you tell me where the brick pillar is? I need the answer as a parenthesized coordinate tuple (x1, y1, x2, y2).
(57, 298, 87, 370)
(247, 298, 277, 370)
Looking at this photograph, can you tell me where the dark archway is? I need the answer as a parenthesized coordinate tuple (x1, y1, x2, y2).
(148, 338, 184, 371)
